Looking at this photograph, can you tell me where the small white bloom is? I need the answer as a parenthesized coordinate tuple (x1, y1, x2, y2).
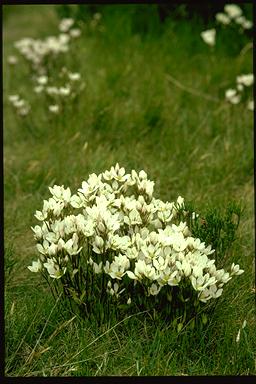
(92, 235, 104, 254)
(8, 55, 18, 65)
(12, 99, 25, 108)
(49, 104, 59, 114)
(37, 76, 48, 85)
(59, 86, 71, 96)
(43, 258, 65, 279)
(28, 259, 42, 272)
(34, 85, 44, 93)
(241, 20, 253, 30)
(225, 89, 241, 104)
(247, 100, 254, 111)
(236, 74, 254, 87)
(18, 107, 30, 116)
(215, 13, 231, 25)
(201, 29, 216, 46)
(69, 28, 81, 38)
(224, 4, 242, 19)
(8, 95, 19, 103)
(59, 18, 74, 32)
(46, 86, 59, 95)
(149, 283, 161, 296)
(68, 72, 81, 81)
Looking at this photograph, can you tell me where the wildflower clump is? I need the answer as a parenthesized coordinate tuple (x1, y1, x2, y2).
(225, 73, 254, 110)
(28, 164, 244, 324)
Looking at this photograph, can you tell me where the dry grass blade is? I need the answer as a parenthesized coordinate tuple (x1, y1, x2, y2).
(165, 73, 220, 102)
(62, 310, 149, 366)
(44, 315, 76, 345)
(24, 293, 62, 367)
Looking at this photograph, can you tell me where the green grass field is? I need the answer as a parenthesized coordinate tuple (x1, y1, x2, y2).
(4, 4, 255, 376)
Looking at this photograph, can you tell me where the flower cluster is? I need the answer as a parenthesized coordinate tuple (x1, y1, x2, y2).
(8, 94, 30, 116)
(8, 17, 83, 120)
(14, 18, 81, 74)
(28, 164, 244, 312)
(216, 4, 253, 30)
(201, 4, 252, 47)
(225, 73, 254, 110)
(33, 67, 85, 115)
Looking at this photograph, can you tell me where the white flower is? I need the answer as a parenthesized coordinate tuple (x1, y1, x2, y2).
(49, 185, 71, 203)
(236, 74, 254, 87)
(225, 89, 241, 104)
(230, 263, 244, 276)
(35, 209, 48, 221)
(201, 29, 216, 46)
(28, 259, 42, 272)
(12, 99, 25, 108)
(8, 55, 18, 65)
(64, 233, 82, 255)
(43, 258, 65, 279)
(149, 283, 161, 296)
(59, 86, 71, 96)
(59, 18, 74, 32)
(8, 95, 19, 103)
(92, 235, 104, 254)
(127, 259, 157, 281)
(46, 87, 59, 95)
(104, 255, 130, 280)
(18, 107, 30, 116)
(247, 100, 254, 111)
(68, 72, 81, 81)
(241, 20, 253, 30)
(49, 105, 59, 114)
(37, 75, 48, 85)
(224, 4, 242, 19)
(34, 85, 44, 94)
(69, 28, 81, 38)
(215, 12, 231, 25)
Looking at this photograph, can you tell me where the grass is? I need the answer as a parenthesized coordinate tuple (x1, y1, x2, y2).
(4, 4, 255, 376)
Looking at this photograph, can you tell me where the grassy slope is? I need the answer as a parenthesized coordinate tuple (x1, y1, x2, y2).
(4, 5, 255, 376)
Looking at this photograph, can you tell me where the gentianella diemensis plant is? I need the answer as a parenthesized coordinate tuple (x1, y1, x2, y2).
(28, 164, 244, 325)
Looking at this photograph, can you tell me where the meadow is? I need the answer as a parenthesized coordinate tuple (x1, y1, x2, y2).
(4, 4, 255, 376)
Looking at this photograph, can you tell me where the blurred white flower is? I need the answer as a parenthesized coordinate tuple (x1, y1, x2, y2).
(241, 20, 253, 30)
(8, 95, 19, 103)
(18, 106, 30, 116)
(34, 85, 44, 93)
(59, 86, 71, 96)
(68, 72, 81, 81)
(215, 13, 231, 25)
(69, 28, 81, 38)
(49, 105, 60, 114)
(7, 55, 18, 65)
(46, 86, 59, 95)
(201, 29, 216, 46)
(247, 100, 254, 111)
(37, 75, 48, 85)
(59, 18, 74, 32)
(236, 74, 254, 87)
(225, 89, 241, 104)
(224, 4, 242, 19)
